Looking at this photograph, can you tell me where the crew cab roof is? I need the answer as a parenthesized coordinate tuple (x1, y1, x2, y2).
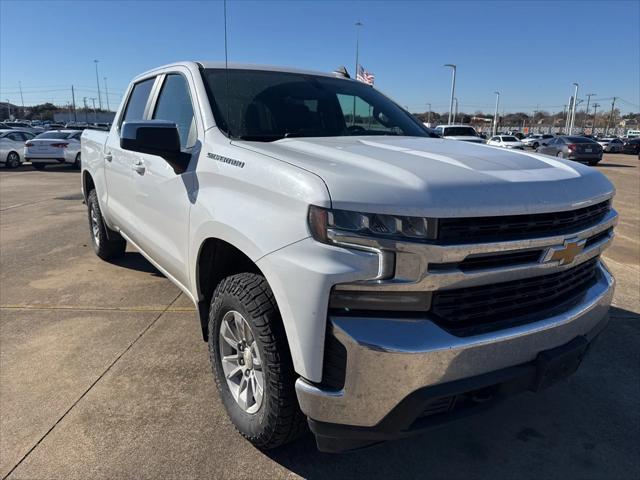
(133, 61, 340, 82)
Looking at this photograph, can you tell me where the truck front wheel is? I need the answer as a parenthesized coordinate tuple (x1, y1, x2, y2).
(87, 190, 126, 260)
(208, 273, 306, 449)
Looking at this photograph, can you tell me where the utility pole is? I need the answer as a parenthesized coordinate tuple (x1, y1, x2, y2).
(427, 102, 432, 125)
(5, 99, 11, 119)
(94, 60, 102, 110)
(592, 103, 600, 135)
(583, 93, 595, 130)
(444, 64, 456, 125)
(83, 97, 89, 123)
(103, 76, 110, 111)
(569, 83, 579, 134)
(71, 85, 77, 122)
(492, 91, 500, 136)
(352, 21, 362, 126)
(606, 97, 617, 136)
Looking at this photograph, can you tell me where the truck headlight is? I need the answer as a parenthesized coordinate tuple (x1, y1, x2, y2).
(309, 206, 435, 312)
(308, 205, 438, 245)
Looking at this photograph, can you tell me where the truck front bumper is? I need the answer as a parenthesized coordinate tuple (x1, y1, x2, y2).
(295, 262, 614, 452)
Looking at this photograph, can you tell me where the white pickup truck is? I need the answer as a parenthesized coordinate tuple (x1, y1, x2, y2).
(81, 61, 617, 453)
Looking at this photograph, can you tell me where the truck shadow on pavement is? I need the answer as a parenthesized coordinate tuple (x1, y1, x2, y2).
(265, 306, 639, 479)
(110, 252, 165, 277)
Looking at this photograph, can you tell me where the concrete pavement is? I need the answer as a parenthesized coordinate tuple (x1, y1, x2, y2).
(1, 155, 638, 479)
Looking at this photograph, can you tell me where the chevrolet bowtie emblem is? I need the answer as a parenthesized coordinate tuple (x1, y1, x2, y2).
(543, 238, 586, 265)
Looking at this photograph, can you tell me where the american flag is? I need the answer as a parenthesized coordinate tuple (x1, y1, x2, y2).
(356, 65, 375, 85)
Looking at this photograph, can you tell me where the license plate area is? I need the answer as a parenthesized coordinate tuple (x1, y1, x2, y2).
(532, 336, 589, 391)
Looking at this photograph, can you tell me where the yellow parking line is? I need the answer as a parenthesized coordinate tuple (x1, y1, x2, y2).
(0, 304, 197, 313)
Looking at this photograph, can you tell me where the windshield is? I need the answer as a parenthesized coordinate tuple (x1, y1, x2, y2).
(502, 136, 518, 142)
(443, 127, 477, 136)
(201, 69, 428, 141)
(35, 132, 69, 139)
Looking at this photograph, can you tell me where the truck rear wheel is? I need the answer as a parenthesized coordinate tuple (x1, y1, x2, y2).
(87, 190, 126, 260)
(208, 273, 306, 450)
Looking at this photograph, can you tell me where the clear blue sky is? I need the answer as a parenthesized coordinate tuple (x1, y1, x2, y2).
(1, 0, 639, 114)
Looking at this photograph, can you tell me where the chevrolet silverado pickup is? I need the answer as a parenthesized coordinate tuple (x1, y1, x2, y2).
(81, 61, 617, 453)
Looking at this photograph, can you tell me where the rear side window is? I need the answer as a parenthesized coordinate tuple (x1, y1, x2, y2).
(122, 78, 155, 124)
(152, 74, 196, 149)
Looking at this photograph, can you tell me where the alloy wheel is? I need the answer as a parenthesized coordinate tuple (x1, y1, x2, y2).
(219, 310, 264, 414)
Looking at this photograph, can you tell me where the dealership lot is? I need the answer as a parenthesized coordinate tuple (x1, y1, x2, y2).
(1, 155, 638, 479)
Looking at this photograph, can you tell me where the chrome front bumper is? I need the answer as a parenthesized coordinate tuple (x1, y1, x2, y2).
(295, 262, 614, 427)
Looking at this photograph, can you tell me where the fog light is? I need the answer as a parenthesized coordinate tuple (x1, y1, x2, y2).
(329, 288, 432, 312)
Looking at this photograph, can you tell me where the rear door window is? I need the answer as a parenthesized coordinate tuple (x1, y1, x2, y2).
(122, 78, 155, 124)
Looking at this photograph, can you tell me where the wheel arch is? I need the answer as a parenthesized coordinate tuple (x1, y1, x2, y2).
(82, 170, 96, 201)
(195, 237, 264, 341)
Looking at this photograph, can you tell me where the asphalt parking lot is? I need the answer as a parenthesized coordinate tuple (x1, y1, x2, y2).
(1, 154, 638, 480)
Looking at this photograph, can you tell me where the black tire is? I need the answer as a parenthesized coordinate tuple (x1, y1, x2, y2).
(208, 273, 306, 450)
(532, 142, 539, 149)
(33, 163, 46, 170)
(73, 153, 81, 169)
(87, 190, 126, 260)
(6, 152, 20, 168)
(588, 159, 600, 166)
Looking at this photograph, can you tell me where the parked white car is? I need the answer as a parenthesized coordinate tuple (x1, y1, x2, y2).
(596, 137, 624, 153)
(82, 61, 616, 453)
(434, 125, 484, 143)
(487, 135, 525, 149)
(521, 134, 555, 149)
(25, 130, 82, 170)
(0, 129, 35, 168)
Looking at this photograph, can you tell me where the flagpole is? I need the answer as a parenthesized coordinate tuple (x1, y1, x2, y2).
(353, 21, 362, 126)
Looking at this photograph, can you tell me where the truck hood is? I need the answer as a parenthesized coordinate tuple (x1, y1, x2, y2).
(236, 136, 614, 217)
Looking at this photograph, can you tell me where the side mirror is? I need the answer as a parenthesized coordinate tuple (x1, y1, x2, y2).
(120, 120, 189, 174)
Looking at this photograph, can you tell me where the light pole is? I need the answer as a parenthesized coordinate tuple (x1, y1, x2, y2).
(492, 91, 500, 136)
(5, 99, 11, 119)
(18, 81, 24, 111)
(103, 77, 110, 112)
(583, 93, 595, 130)
(444, 64, 456, 125)
(453, 97, 458, 124)
(90, 97, 97, 122)
(83, 97, 88, 123)
(569, 82, 578, 134)
(427, 102, 432, 125)
(94, 60, 102, 110)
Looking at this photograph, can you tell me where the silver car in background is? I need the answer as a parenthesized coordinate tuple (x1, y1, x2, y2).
(521, 134, 554, 149)
(597, 137, 624, 153)
(0, 129, 35, 168)
(24, 130, 82, 170)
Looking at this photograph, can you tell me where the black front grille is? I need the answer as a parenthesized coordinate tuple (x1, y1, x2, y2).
(437, 200, 611, 244)
(431, 258, 600, 336)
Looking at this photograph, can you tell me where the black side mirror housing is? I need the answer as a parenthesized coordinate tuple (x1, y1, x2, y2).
(120, 120, 190, 174)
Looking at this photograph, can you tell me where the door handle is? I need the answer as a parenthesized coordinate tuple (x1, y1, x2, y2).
(131, 159, 146, 174)
(104, 152, 113, 162)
